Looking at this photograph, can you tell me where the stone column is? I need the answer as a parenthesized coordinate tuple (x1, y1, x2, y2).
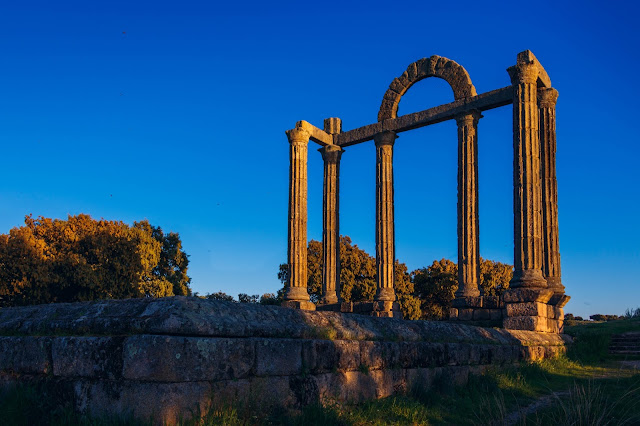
(319, 142, 343, 304)
(284, 126, 313, 306)
(374, 131, 397, 301)
(455, 111, 482, 300)
(507, 62, 547, 289)
(539, 88, 564, 295)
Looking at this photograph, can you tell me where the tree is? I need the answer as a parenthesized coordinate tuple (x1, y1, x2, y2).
(412, 259, 458, 320)
(411, 258, 513, 319)
(0, 214, 191, 306)
(277, 236, 421, 319)
(479, 258, 512, 297)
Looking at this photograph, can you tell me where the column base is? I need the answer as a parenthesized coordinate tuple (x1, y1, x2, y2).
(509, 269, 547, 288)
(374, 287, 396, 302)
(449, 296, 503, 326)
(281, 300, 316, 311)
(284, 286, 312, 302)
(502, 288, 566, 333)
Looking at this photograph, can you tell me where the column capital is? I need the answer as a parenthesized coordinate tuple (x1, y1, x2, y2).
(455, 109, 483, 125)
(507, 63, 539, 85)
(286, 127, 310, 144)
(319, 144, 343, 163)
(374, 130, 397, 147)
(538, 88, 559, 108)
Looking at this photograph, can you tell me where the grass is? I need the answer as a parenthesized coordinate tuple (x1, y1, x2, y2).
(2, 317, 640, 425)
(564, 315, 640, 364)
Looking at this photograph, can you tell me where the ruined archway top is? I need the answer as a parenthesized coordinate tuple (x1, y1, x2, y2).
(378, 55, 477, 122)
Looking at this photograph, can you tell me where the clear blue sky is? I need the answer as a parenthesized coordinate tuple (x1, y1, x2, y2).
(1, 1, 638, 318)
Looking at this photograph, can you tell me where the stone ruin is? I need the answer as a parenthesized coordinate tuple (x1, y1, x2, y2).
(282, 50, 570, 333)
(0, 52, 573, 423)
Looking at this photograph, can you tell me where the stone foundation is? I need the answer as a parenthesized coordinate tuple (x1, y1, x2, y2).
(0, 297, 570, 424)
(316, 301, 403, 318)
(502, 288, 569, 333)
(449, 296, 503, 326)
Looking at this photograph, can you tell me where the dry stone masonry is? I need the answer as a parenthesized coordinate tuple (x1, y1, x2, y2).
(0, 297, 569, 424)
(283, 50, 569, 332)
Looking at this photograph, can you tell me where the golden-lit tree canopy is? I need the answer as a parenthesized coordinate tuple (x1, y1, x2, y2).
(0, 214, 191, 306)
(413, 258, 513, 319)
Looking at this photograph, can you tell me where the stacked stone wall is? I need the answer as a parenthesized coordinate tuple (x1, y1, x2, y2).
(0, 297, 569, 424)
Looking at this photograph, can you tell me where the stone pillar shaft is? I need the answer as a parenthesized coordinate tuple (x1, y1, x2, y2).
(539, 88, 564, 293)
(285, 127, 311, 301)
(455, 111, 482, 298)
(320, 144, 343, 304)
(508, 64, 546, 288)
(375, 131, 397, 301)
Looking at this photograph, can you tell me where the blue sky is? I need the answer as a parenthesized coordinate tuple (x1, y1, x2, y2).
(1, 1, 638, 318)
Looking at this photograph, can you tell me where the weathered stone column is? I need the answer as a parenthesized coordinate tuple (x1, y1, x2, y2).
(374, 131, 397, 302)
(284, 126, 314, 309)
(455, 110, 482, 300)
(539, 88, 564, 295)
(319, 119, 343, 305)
(507, 59, 547, 289)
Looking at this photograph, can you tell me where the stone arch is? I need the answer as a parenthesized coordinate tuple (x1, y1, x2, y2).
(378, 55, 477, 121)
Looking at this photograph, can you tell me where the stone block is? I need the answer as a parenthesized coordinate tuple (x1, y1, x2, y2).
(254, 338, 303, 376)
(359, 341, 384, 370)
(482, 296, 502, 309)
(333, 340, 361, 371)
(546, 318, 560, 334)
(416, 342, 447, 368)
(502, 288, 554, 303)
(53, 337, 124, 379)
(458, 309, 474, 321)
(473, 309, 491, 320)
(398, 341, 418, 368)
(505, 302, 548, 318)
(503, 316, 551, 332)
(548, 293, 571, 308)
(123, 335, 255, 381)
(449, 308, 459, 320)
(489, 309, 503, 321)
(73, 379, 212, 424)
(302, 339, 335, 374)
(452, 297, 483, 308)
(446, 343, 471, 366)
(0, 337, 51, 374)
(281, 300, 316, 311)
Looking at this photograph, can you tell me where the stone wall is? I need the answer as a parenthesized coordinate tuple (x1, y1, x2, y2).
(0, 297, 570, 424)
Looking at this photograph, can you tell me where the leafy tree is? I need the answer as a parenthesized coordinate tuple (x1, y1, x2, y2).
(204, 291, 235, 301)
(411, 258, 513, 319)
(0, 214, 191, 306)
(479, 258, 512, 297)
(134, 221, 191, 297)
(412, 259, 458, 320)
(238, 293, 259, 304)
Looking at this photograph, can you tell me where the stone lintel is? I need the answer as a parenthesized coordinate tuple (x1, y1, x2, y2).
(502, 288, 554, 304)
(336, 86, 513, 147)
(281, 300, 316, 311)
(294, 120, 333, 146)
